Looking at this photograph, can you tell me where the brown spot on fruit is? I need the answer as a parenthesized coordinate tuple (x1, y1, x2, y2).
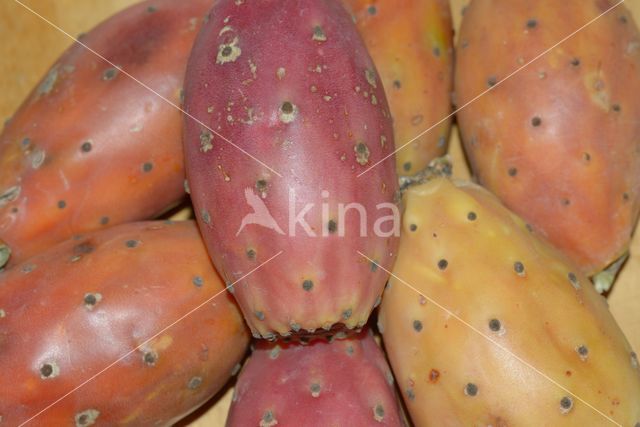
(188, 376, 203, 389)
(560, 396, 573, 414)
(373, 404, 385, 422)
(39, 362, 60, 379)
(310, 383, 321, 397)
(102, 67, 119, 81)
(58, 200, 67, 209)
(467, 211, 477, 221)
(570, 58, 580, 67)
(526, 19, 538, 28)
(413, 320, 423, 332)
(437, 259, 448, 270)
(487, 76, 497, 87)
(514, 261, 525, 276)
(365, 68, 377, 88)
(142, 162, 153, 173)
(200, 129, 213, 152)
(567, 272, 580, 289)
(328, 220, 337, 234)
(411, 115, 424, 126)
(83, 293, 102, 310)
(246, 248, 256, 260)
(75, 409, 100, 426)
(192, 276, 204, 287)
(255, 311, 265, 321)
(80, 141, 92, 153)
(37, 67, 58, 96)
(531, 116, 542, 127)
(260, 410, 277, 427)
(269, 346, 281, 360)
(125, 239, 139, 248)
(409, 224, 417, 232)
(143, 350, 158, 366)
(256, 179, 268, 196)
(0, 185, 21, 207)
(217, 37, 242, 64)
(489, 318, 502, 332)
(508, 167, 517, 177)
(312, 25, 327, 42)
(302, 280, 313, 291)
(464, 383, 478, 396)
(406, 388, 415, 401)
(429, 369, 440, 383)
(279, 101, 298, 123)
(354, 142, 370, 165)
(201, 209, 211, 225)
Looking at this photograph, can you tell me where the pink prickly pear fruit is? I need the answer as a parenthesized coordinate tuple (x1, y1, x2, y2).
(343, 0, 454, 178)
(378, 178, 640, 426)
(183, 0, 399, 339)
(0, 220, 250, 426)
(227, 329, 405, 427)
(454, 0, 640, 278)
(0, 0, 214, 268)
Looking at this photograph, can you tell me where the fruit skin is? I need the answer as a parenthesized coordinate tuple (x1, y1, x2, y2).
(379, 178, 640, 426)
(183, 0, 399, 339)
(343, 0, 454, 177)
(227, 329, 404, 427)
(454, 0, 640, 276)
(0, 220, 249, 426)
(0, 0, 214, 268)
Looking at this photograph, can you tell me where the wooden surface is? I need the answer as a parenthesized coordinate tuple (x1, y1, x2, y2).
(0, 1, 638, 425)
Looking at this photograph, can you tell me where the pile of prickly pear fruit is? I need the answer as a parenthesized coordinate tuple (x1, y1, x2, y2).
(0, 0, 639, 426)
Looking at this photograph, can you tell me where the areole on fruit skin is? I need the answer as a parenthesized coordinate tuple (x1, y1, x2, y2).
(183, 0, 399, 340)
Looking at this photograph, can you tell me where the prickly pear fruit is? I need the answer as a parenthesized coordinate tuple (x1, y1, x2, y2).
(379, 178, 640, 426)
(454, 0, 640, 278)
(0, 220, 249, 426)
(343, 0, 454, 177)
(227, 329, 404, 426)
(0, 0, 214, 268)
(183, 0, 399, 339)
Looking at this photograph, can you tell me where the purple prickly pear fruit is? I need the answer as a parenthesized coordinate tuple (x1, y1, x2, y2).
(183, 0, 399, 339)
(227, 329, 404, 426)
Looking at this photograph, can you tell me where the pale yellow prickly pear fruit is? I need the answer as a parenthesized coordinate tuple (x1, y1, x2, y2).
(379, 177, 640, 426)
